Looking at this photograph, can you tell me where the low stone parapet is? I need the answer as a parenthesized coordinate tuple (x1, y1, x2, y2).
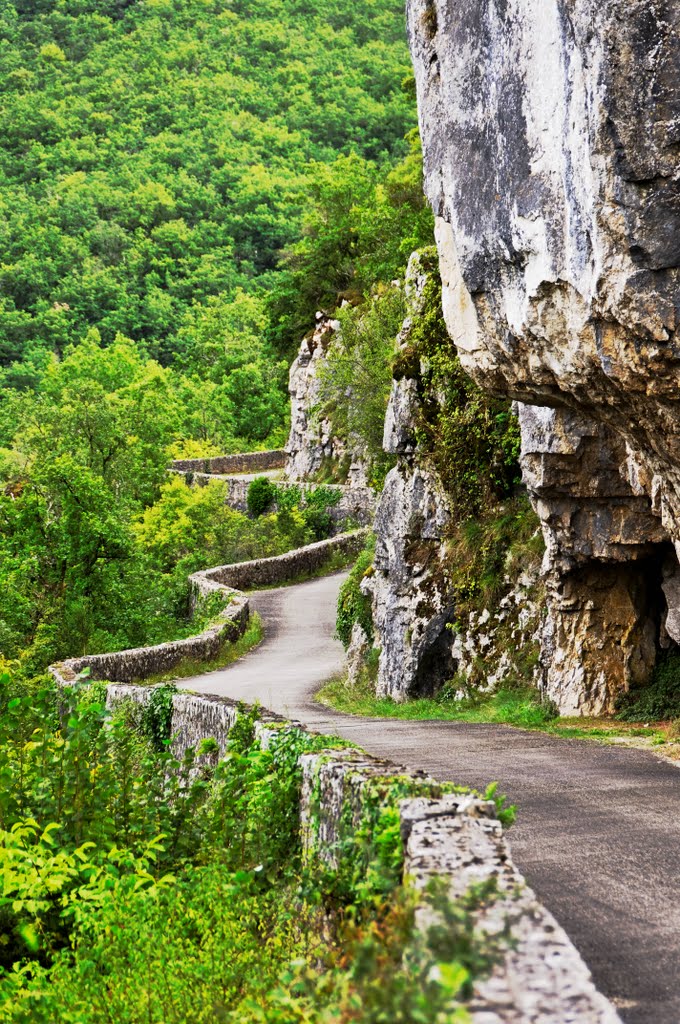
(193, 529, 369, 594)
(401, 796, 621, 1023)
(170, 450, 286, 475)
(50, 530, 367, 687)
(93, 684, 620, 1023)
(51, 592, 249, 686)
(175, 472, 376, 532)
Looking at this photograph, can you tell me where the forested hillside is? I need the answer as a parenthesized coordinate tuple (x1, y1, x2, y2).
(0, 0, 433, 670)
(0, 0, 414, 364)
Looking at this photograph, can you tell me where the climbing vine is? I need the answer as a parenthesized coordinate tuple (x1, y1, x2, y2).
(141, 683, 178, 752)
(336, 539, 376, 648)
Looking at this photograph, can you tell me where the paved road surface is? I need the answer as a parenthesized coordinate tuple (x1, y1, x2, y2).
(181, 572, 680, 1024)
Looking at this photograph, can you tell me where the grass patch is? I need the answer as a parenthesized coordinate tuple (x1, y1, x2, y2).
(317, 676, 558, 729)
(317, 675, 677, 752)
(141, 613, 264, 684)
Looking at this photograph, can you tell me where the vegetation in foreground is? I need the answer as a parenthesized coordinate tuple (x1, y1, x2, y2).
(0, 670, 512, 1022)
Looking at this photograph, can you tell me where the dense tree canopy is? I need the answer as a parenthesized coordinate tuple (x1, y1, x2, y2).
(0, 0, 415, 365)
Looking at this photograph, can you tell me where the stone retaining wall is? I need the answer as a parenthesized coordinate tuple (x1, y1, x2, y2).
(51, 530, 367, 686)
(51, 592, 249, 686)
(170, 450, 286, 475)
(402, 796, 620, 1023)
(194, 529, 369, 594)
(96, 684, 619, 1023)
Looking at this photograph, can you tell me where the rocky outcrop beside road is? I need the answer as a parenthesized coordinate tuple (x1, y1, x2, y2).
(407, 0, 680, 713)
(286, 312, 368, 486)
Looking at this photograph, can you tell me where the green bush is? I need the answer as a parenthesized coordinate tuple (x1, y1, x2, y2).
(617, 651, 680, 721)
(300, 485, 342, 540)
(337, 545, 375, 648)
(317, 287, 405, 487)
(445, 495, 544, 621)
(140, 683, 178, 752)
(247, 476, 276, 517)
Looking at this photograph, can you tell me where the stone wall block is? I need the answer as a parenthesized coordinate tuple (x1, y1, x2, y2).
(171, 450, 286, 475)
(401, 797, 622, 1024)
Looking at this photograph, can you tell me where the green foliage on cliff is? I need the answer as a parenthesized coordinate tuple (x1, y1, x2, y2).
(445, 495, 545, 621)
(318, 286, 406, 487)
(269, 128, 433, 351)
(337, 541, 375, 648)
(401, 252, 522, 519)
(617, 651, 680, 722)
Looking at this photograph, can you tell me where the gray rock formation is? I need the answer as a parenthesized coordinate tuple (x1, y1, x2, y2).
(285, 312, 367, 485)
(367, 462, 455, 699)
(407, 0, 680, 713)
(364, 253, 457, 699)
(346, 622, 371, 688)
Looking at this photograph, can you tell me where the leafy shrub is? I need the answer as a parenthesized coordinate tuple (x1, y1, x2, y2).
(317, 287, 405, 487)
(247, 479, 343, 539)
(247, 476, 276, 517)
(141, 683, 178, 752)
(617, 651, 680, 721)
(337, 544, 375, 648)
(0, 670, 510, 1020)
(299, 484, 342, 540)
(445, 495, 544, 621)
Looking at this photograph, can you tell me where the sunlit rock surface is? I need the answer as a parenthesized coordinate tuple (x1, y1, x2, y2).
(364, 254, 457, 699)
(407, 0, 680, 712)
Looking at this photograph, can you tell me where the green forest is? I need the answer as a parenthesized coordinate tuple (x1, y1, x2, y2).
(0, 0, 434, 671)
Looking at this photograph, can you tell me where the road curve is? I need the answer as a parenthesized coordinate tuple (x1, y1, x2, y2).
(181, 572, 680, 1024)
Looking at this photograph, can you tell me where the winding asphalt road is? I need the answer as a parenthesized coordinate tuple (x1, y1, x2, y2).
(181, 572, 680, 1024)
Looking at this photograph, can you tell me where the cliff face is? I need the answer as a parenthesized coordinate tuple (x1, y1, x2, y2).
(365, 252, 543, 701)
(407, 0, 680, 713)
(285, 313, 368, 486)
(364, 253, 457, 698)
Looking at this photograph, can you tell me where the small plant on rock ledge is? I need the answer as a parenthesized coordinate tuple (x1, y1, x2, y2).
(617, 650, 680, 722)
(398, 252, 522, 521)
(337, 539, 376, 648)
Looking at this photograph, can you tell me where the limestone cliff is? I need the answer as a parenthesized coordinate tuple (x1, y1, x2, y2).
(285, 313, 368, 486)
(363, 252, 454, 698)
(407, 0, 680, 713)
(365, 252, 542, 700)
